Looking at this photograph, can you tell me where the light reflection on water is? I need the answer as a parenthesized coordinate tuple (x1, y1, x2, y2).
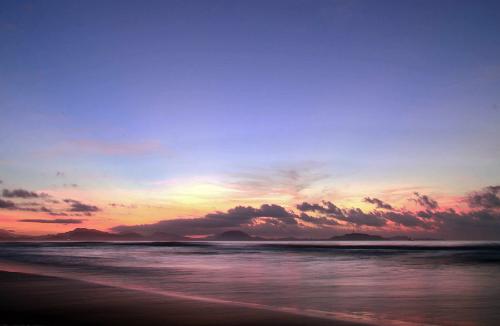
(1, 241, 500, 326)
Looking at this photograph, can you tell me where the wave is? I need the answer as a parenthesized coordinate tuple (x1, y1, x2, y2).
(0, 259, 433, 326)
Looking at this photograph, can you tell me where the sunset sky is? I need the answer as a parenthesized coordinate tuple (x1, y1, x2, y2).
(1, 0, 499, 239)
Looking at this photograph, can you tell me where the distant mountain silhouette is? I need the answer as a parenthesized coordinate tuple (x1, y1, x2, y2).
(213, 230, 263, 241)
(330, 233, 384, 241)
(0, 229, 28, 241)
(40, 228, 144, 241)
(329, 233, 428, 241)
(0, 228, 424, 242)
(386, 235, 412, 241)
(30, 228, 189, 242)
(149, 232, 186, 241)
(275, 236, 302, 241)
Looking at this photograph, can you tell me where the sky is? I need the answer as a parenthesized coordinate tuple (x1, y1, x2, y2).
(1, 0, 499, 239)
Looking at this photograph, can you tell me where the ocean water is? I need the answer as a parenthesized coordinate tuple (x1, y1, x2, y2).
(1, 241, 500, 326)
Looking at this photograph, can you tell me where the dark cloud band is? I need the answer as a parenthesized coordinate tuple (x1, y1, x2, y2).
(18, 219, 84, 224)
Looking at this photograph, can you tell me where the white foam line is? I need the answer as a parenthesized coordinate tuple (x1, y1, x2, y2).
(0, 260, 437, 326)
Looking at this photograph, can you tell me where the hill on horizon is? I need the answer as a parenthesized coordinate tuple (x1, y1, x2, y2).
(0, 228, 423, 242)
(213, 230, 263, 241)
(330, 233, 385, 241)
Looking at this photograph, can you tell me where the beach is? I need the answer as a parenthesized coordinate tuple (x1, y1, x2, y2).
(0, 270, 364, 326)
(1, 241, 500, 325)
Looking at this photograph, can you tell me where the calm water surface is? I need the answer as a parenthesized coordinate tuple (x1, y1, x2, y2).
(1, 241, 500, 326)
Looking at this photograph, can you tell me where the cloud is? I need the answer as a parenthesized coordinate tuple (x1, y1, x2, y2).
(2, 188, 45, 199)
(63, 199, 100, 213)
(338, 208, 387, 227)
(296, 201, 343, 215)
(0, 198, 55, 212)
(412, 192, 439, 210)
(363, 197, 393, 210)
(36, 206, 68, 216)
(297, 212, 339, 226)
(114, 201, 392, 237)
(113, 204, 298, 236)
(296, 201, 387, 226)
(382, 211, 431, 229)
(18, 219, 83, 224)
(0, 199, 16, 209)
(467, 185, 500, 209)
(0, 189, 100, 217)
(113, 200, 500, 239)
(0, 199, 73, 216)
(430, 209, 500, 240)
(227, 164, 330, 201)
(297, 200, 432, 229)
(85, 185, 500, 239)
(109, 203, 137, 209)
(417, 210, 433, 219)
(204, 204, 297, 226)
(0, 201, 43, 212)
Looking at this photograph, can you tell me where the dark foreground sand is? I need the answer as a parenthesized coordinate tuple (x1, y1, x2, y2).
(0, 271, 365, 326)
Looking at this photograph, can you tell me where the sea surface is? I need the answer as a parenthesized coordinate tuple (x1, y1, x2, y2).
(1, 241, 500, 326)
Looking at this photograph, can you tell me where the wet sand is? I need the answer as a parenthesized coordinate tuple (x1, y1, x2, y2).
(0, 271, 365, 326)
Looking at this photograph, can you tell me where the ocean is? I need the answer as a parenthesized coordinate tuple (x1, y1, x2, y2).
(1, 241, 500, 326)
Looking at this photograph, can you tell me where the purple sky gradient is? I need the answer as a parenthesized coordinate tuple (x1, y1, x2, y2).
(1, 0, 499, 236)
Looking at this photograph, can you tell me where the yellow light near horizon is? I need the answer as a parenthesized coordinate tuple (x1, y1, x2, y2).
(165, 182, 232, 203)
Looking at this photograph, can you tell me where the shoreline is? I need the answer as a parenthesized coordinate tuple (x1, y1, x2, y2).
(0, 270, 366, 326)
